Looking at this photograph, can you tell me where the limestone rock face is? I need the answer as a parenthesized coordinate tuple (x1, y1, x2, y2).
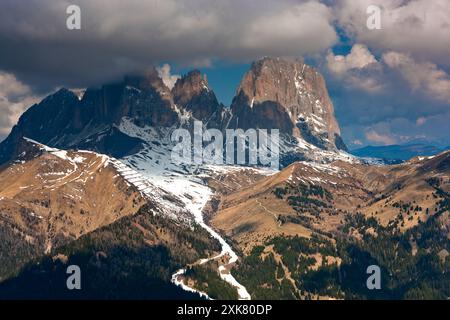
(230, 57, 344, 151)
(0, 57, 348, 168)
(172, 70, 228, 128)
(172, 71, 217, 116)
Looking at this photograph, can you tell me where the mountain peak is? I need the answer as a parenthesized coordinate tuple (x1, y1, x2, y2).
(42, 87, 77, 102)
(231, 56, 343, 151)
(172, 69, 220, 120)
(237, 56, 324, 107)
(251, 56, 305, 72)
(124, 67, 171, 94)
(172, 70, 210, 103)
(0, 58, 348, 168)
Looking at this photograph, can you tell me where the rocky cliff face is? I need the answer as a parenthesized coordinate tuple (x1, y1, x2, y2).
(173, 71, 217, 119)
(80, 68, 178, 128)
(0, 69, 179, 164)
(171, 70, 229, 129)
(0, 57, 348, 167)
(1, 58, 448, 300)
(230, 57, 344, 151)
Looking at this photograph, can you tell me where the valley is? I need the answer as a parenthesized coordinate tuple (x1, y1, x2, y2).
(210, 152, 449, 299)
(0, 57, 448, 300)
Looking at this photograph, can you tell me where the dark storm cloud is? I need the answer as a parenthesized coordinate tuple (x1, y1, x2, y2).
(0, 0, 337, 91)
(0, 0, 449, 147)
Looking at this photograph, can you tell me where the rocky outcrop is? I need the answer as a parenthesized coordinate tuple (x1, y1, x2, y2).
(230, 57, 343, 150)
(172, 71, 217, 119)
(0, 57, 348, 167)
(171, 70, 230, 130)
(0, 88, 79, 165)
(82, 68, 178, 127)
(0, 69, 179, 164)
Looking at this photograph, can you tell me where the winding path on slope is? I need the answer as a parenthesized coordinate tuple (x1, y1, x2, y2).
(256, 199, 282, 227)
(170, 196, 251, 300)
(111, 158, 251, 300)
(23, 138, 251, 299)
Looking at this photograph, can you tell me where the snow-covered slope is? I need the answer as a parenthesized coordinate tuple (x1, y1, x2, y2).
(28, 123, 255, 299)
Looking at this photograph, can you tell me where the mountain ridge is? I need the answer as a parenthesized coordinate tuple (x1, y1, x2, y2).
(1, 57, 447, 300)
(0, 57, 349, 168)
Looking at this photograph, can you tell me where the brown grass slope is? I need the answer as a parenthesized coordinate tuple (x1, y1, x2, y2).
(0, 149, 145, 280)
(212, 151, 450, 252)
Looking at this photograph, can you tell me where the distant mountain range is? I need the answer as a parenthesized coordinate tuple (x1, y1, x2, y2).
(351, 143, 448, 162)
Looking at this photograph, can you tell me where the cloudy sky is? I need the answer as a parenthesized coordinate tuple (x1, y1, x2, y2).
(0, 0, 449, 148)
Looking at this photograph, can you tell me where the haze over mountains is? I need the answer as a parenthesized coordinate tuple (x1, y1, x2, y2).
(0, 57, 448, 300)
(351, 143, 446, 162)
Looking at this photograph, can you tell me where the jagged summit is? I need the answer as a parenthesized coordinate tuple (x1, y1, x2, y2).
(230, 57, 344, 151)
(0, 57, 351, 168)
(172, 70, 222, 121)
(1, 58, 448, 300)
(124, 68, 170, 91)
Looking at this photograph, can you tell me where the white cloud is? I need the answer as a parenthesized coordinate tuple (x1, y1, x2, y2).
(348, 114, 450, 147)
(350, 139, 363, 146)
(347, 75, 385, 93)
(0, 72, 41, 139)
(241, 2, 337, 56)
(326, 44, 383, 92)
(327, 44, 377, 74)
(156, 64, 180, 90)
(383, 51, 450, 103)
(336, 0, 450, 66)
(416, 117, 427, 126)
(327, 44, 450, 100)
(365, 129, 396, 145)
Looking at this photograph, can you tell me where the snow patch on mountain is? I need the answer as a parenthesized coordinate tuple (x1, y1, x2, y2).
(114, 118, 252, 299)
